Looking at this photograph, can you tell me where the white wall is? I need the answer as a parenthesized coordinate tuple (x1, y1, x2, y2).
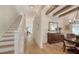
(33, 14, 42, 48)
(32, 6, 45, 48)
(40, 15, 50, 44)
(0, 5, 19, 38)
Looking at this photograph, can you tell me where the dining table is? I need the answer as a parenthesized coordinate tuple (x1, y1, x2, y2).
(64, 38, 79, 54)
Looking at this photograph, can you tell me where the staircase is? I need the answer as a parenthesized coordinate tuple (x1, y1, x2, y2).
(0, 16, 22, 54)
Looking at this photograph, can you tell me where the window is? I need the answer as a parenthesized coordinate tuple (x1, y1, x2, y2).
(27, 26, 32, 33)
(71, 22, 79, 35)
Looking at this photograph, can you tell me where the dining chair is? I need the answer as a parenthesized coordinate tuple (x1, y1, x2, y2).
(63, 34, 76, 52)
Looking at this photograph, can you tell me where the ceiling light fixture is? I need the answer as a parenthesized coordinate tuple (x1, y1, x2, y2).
(73, 7, 79, 22)
(69, 7, 79, 23)
(74, 7, 79, 19)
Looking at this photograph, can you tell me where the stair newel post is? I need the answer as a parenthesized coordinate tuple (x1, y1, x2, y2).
(14, 14, 26, 54)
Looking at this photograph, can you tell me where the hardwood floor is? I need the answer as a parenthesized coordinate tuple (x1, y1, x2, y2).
(26, 42, 67, 54)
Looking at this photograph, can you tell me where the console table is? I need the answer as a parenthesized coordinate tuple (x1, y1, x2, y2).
(47, 33, 64, 44)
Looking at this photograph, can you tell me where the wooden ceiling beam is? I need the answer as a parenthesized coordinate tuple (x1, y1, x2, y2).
(46, 5, 59, 15)
(53, 5, 73, 16)
(59, 7, 78, 17)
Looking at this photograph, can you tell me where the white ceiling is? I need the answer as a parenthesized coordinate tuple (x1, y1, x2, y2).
(15, 5, 44, 17)
(14, 5, 79, 19)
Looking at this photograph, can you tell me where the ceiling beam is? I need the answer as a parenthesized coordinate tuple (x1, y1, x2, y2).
(59, 7, 78, 17)
(46, 5, 59, 15)
(53, 5, 73, 16)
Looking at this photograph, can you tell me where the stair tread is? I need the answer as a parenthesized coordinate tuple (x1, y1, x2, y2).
(0, 50, 14, 54)
(5, 32, 15, 33)
(7, 30, 16, 32)
(0, 46, 14, 53)
(3, 33, 14, 36)
(8, 28, 16, 30)
(8, 29, 16, 30)
(8, 26, 16, 28)
(0, 39, 14, 42)
(0, 44, 14, 48)
(2, 37, 14, 39)
(0, 41, 14, 46)
(2, 35, 14, 37)
(8, 27, 16, 29)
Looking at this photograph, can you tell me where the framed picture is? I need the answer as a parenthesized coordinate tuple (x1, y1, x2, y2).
(48, 22, 58, 31)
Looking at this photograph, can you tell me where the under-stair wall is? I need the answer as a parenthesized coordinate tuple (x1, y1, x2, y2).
(0, 6, 19, 38)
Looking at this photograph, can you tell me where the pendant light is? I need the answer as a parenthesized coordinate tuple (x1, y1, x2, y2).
(73, 7, 79, 22)
(69, 7, 79, 23)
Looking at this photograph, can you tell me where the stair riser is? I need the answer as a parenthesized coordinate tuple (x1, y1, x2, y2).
(7, 30, 15, 31)
(8, 27, 16, 29)
(0, 44, 14, 48)
(4, 32, 14, 35)
(8, 26, 16, 28)
(0, 39, 14, 42)
(1, 37, 14, 40)
(0, 50, 14, 54)
(3, 34, 14, 36)
(8, 29, 16, 31)
(0, 47, 14, 53)
(2, 35, 14, 37)
(0, 41, 14, 46)
(5, 32, 15, 33)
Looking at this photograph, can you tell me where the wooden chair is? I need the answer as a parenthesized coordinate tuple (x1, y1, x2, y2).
(63, 34, 76, 52)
